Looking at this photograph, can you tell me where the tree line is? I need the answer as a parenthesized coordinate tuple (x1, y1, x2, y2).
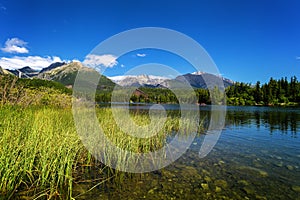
(2, 73, 298, 106)
(96, 76, 300, 106)
(226, 76, 300, 106)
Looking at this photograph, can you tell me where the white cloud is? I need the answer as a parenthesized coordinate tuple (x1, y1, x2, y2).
(72, 59, 81, 62)
(136, 53, 146, 57)
(1, 38, 29, 54)
(0, 56, 65, 70)
(83, 54, 118, 69)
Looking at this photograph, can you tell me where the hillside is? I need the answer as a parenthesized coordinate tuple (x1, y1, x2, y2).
(38, 62, 93, 85)
(38, 62, 116, 91)
(39, 62, 66, 73)
(18, 78, 72, 94)
(0, 66, 13, 75)
(0, 73, 72, 107)
(173, 72, 233, 89)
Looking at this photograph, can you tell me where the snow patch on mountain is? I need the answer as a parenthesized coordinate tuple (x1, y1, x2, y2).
(108, 74, 171, 87)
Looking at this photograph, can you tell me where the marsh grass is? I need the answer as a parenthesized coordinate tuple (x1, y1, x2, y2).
(0, 105, 201, 199)
(97, 108, 181, 153)
(0, 106, 88, 199)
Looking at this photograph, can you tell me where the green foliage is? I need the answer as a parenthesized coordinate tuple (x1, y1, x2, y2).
(195, 88, 210, 104)
(0, 75, 24, 105)
(226, 76, 300, 106)
(138, 87, 178, 103)
(18, 77, 72, 94)
(0, 74, 72, 107)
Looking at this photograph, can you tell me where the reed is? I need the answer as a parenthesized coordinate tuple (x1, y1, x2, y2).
(0, 105, 195, 199)
(0, 106, 87, 199)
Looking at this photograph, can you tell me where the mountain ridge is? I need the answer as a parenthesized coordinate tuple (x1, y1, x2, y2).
(108, 72, 234, 89)
(37, 62, 116, 91)
(2, 62, 234, 89)
(109, 74, 170, 87)
(7, 66, 39, 78)
(39, 62, 66, 73)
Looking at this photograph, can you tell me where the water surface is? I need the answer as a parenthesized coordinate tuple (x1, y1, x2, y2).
(76, 105, 300, 199)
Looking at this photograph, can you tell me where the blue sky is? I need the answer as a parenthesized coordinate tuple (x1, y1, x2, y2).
(0, 0, 300, 83)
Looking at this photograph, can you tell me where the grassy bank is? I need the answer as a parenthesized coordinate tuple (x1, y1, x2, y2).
(0, 106, 86, 199)
(0, 106, 190, 199)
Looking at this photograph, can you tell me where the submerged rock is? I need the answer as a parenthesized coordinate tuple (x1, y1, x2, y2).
(292, 185, 300, 192)
(253, 159, 263, 168)
(255, 195, 267, 200)
(215, 186, 222, 193)
(238, 166, 268, 177)
(215, 179, 228, 188)
(183, 166, 201, 178)
(238, 180, 249, 186)
(148, 187, 157, 194)
(204, 176, 212, 182)
(161, 169, 176, 177)
(286, 165, 294, 171)
(218, 160, 225, 165)
(274, 161, 283, 167)
(201, 169, 210, 175)
(258, 170, 268, 177)
(201, 183, 209, 190)
(276, 156, 282, 160)
(242, 186, 255, 195)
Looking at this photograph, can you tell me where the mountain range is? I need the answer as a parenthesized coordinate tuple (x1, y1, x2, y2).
(6, 66, 39, 78)
(109, 75, 170, 88)
(109, 72, 233, 89)
(0, 62, 234, 89)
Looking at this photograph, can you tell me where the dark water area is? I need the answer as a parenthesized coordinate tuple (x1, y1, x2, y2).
(77, 105, 300, 199)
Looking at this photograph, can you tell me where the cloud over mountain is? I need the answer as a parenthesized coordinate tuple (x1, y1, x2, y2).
(83, 54, 118, 70)
(0, 56, 65, 70)
(1, 38, 29, 54)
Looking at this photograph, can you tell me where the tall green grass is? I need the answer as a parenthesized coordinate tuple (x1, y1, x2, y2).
(97, 108, 180, 153)
(0, 106, 195, 199)
(0, 106, 87, 199)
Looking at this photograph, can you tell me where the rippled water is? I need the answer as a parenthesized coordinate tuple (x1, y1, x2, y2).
(76, 105, 300, 199)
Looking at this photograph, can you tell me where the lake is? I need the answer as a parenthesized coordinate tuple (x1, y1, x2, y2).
(76, 105, 300, 199)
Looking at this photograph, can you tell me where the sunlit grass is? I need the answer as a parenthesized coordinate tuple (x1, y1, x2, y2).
(0, 106, 199, 199)
(97, 108, 180, 153)
(0, 106, 87, 199)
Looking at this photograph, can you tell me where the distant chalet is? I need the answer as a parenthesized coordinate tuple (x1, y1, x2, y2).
(133, 89, 148, 99)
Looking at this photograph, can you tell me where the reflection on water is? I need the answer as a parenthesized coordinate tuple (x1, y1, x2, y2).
(76, 105, 300, 199)
(225, 106, 299, 136)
